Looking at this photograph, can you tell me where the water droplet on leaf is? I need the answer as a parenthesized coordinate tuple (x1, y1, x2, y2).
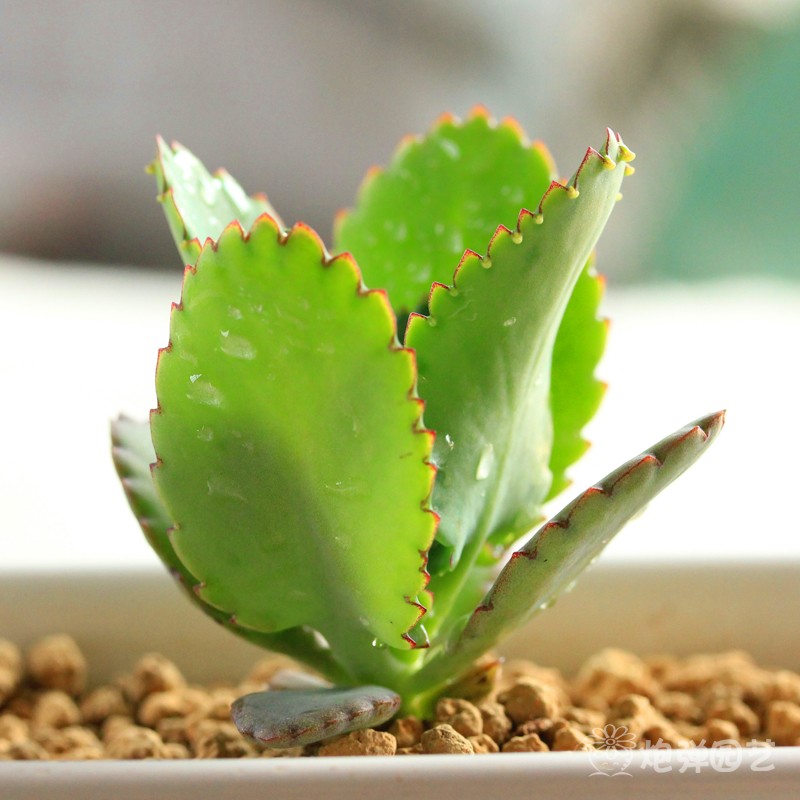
(476, 443, 495, 480)
(438, 138, 460, 160)
(221, 335, 257, 360)
(172, 149, 197, 180)
(201, 179, 221, 205)
(207, 474, 244, 500)
(187, 380, 223, 407)
(225, 179, 250, 212)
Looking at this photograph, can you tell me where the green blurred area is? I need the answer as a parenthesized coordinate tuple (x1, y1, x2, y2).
(649, 21, 800, 282)
(2, 2, 799, 282)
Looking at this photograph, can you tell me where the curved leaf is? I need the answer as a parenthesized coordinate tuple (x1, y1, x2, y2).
(407, 132, 631, 579)
(111, 417, 351, 683)
(232, 685, 401, 748)
(150, 218, 436, 653)
(416, 410, 725, 688)
(336, 109, 611, 532)
(152, 137, 283, 265)
(156, 120, 608, 521)
(111, 416, 181, 572)
(548, 257, 608, 500)
(334, 109, 554, 314)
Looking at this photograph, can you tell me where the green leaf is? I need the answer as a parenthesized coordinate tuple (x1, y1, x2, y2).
(111, 416, 190, 574)
(111, 417, 352, 683)
(232, 685, 401, 748)
(407, 131, 631, 591)
(335, 108, 611, 527)
(152, 137, 283, 265)
(150, 217, 436, 657)
(334, 109, 554, 315)
(416, 410, 725, 689)
(548, 257, 608, 500)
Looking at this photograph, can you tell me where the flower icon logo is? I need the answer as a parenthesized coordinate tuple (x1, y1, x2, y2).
(593, 724, 637, 750)
(588, 724, 637, 777)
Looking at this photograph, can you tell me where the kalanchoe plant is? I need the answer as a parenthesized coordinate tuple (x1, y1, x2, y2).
(112, 109, 723, 748)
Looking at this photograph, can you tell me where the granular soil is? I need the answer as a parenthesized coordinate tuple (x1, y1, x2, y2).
(2, 634, 799, 759)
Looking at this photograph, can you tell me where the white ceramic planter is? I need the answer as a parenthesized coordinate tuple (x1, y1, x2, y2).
(2, 560, 799, 799)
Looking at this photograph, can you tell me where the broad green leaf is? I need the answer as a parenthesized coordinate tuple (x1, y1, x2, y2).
(415, 410, 725, 688)
(548, 257, 608, 500)
(334, 109, 554, 314)
(152, 137, 283, 265)
(155, 120, 607, 521)
(111, 416, 181, 572)
(335, 110, 610, 529)
(150, 217, 436, 653)
(407, 131, 631, 593)
(111, 417, 352, 683)
(232, 685, 401, 748)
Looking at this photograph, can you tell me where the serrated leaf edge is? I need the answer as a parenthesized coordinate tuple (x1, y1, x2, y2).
(546, 261, 610, 500)
(152, 137, 285, 266)
(405, 129, 631, 334)
(408, 410, 724, 694)
(149, 215, 440, 646)
(469, 409, 725, 623)
(333, 106, 557, 243)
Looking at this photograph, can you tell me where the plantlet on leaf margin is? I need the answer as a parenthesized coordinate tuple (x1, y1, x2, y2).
(112, 108, 723, 747)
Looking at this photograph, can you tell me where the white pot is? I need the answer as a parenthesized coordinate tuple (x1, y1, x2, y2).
(2, 560, 799, 799)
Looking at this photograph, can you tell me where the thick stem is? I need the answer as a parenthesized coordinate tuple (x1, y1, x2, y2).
(320, 615, 428, 690)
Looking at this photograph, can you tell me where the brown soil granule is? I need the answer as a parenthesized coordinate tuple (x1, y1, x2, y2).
(124, 653, 186, 703)
(104, 725, 166, 759)
(766, 701, 800, 745)
(421, 724, 474, 754)
(190, 720, 257, 759)
(0, 640, 23, 704)
(388, 715, 423, 747)
(26, 635, 86, 697)
(318, 729, 396, 757)
(1, 635, 799, 759)
(502, 732, 549, 752)
(80, 685, 131, 724)
(551, 721, 595, 751)
(498, 678, 563, 724)
(478, 699, 513, 744)
(434, 697, 483, 737)
(468, 732, 499, 753)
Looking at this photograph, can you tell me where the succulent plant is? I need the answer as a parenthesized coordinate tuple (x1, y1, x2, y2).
(112, 109, 723, 748)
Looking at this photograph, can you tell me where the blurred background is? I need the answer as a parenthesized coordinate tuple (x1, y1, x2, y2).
(2, 0, 800, 569)
(3, 0, 800, 281)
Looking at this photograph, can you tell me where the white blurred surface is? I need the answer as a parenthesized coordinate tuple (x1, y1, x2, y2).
(1, 255, 798, 569)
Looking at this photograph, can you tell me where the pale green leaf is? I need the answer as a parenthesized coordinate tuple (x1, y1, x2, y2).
(152, 137, 283, 264)
(150, 218, 436, 659)
(416, 410, 725, 688)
